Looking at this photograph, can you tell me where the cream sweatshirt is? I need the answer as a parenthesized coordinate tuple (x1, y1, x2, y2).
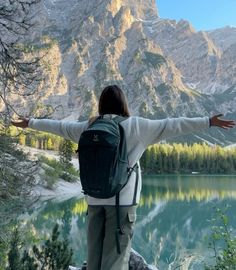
(29, 115, 210, 206)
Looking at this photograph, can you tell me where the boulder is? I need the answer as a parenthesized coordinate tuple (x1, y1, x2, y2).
(129, 249, 158, 270)
(68, 249, 158, 270)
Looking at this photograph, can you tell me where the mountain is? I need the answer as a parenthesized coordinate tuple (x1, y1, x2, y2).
(4, 0, 236, 145)
(146, 20, 236, 94)
(208, 26, 236, 51)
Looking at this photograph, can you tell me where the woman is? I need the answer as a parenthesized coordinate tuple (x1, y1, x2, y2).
(12, 85, 235, 270)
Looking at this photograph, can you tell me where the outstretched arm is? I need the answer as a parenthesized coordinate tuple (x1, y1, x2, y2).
(11, 117, 89, 143)
(136, 114, 235, 147)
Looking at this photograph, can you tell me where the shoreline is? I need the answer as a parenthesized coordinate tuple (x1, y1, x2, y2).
(19, 145, 83, 201)
(31, 179, 84, 201)
(142, 173, 236, 177)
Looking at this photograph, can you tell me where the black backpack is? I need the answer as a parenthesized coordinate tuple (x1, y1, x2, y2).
(78, 115, 134, 198)
(77, 115, 138, 253)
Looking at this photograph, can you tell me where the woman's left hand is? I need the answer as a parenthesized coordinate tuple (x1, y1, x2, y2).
(210, 114, 235, 130)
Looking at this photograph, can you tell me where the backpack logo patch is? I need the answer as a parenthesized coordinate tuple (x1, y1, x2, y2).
(93, 134, 99, 142)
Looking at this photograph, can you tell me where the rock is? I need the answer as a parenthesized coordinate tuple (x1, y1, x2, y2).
(129, 249, 158, 270)
(68, 249, 158, 270)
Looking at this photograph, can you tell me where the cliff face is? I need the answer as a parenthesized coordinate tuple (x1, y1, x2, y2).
(145, 19, 236, 94)
(6, 0, 236, 144)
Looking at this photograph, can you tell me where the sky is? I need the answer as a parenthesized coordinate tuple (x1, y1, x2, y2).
(156, 0, 236, 31)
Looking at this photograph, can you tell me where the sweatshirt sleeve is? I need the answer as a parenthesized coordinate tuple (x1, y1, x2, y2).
(135, 116, 210, 146)
(28, 118, 88, 143)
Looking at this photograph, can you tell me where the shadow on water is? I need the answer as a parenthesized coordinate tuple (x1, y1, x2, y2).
(13, 175, 236, 269)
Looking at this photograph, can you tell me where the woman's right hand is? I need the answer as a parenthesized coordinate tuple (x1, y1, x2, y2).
(11, 117, 29, 129)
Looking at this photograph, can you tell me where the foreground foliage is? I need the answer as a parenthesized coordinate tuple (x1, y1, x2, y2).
(0, 133, 37, 200)
(7, 224, 73, 270)
(205, 206, 236, 270)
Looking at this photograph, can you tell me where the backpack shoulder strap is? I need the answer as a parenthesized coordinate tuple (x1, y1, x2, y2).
(88, 116, 101, 127)
(112, 115, 128, 125)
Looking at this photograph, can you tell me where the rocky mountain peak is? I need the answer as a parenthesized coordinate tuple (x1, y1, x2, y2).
(107, 0, 158, 18)
(122, 0, 158, 19)
(177, 19, 196, 34)
(208, 26, 236, 51)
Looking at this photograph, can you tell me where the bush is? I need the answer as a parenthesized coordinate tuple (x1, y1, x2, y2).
(43, 166, 58, 189)
(205, 206, 236, 269)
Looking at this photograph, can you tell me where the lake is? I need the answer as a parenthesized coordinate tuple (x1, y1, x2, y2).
(18, 175, 236, 269)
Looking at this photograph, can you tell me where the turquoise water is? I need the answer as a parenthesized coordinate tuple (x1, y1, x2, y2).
(18, 175, 236, 269)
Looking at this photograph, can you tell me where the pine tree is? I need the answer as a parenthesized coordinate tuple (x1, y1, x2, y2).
(47, 138, 53, 150)
(30, 137, 37, 148)
(156, 144, 163, 173)
(21, 251, 38, 270)
(172, 146, 179, 173)
(7, 228, 22, 270)
(59, 139, 73, 169)
(30, 224, 73, 270)
(149, 146, 156, 173)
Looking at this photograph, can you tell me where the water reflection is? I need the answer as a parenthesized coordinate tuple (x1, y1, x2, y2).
(141, 175, 236, 206)
(18, 175, 236, 269)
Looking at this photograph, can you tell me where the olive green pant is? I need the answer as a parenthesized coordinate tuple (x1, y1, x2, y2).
(86, 205, 137, 270)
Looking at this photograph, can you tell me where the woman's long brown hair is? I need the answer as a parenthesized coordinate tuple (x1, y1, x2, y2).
(98, 85, 130, 117)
